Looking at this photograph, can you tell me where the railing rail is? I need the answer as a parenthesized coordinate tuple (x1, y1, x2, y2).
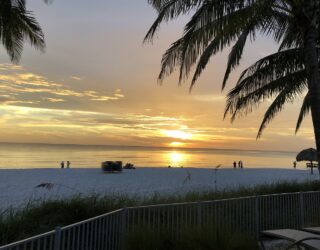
(0, 230, 55, 249)
(1, 191, 320, 250)
(61, 209, 123, 230)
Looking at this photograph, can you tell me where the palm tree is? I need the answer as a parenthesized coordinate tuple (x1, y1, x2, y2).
(0, 0, 46, 63)
(145, 0, 320, 160)
(224, 48, 309, 136)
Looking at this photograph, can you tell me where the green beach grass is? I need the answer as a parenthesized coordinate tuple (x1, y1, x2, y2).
(1, 180, 320, 247)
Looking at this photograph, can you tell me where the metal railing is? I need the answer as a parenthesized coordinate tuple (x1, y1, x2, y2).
(1, 191, 320, 250)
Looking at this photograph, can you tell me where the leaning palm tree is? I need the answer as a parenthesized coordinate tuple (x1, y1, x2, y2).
(224, 47, 312, 137)
(145, 0, 320, 160)
(0, 0, 46, 63)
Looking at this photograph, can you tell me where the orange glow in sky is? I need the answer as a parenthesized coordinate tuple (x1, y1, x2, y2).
(169, 142, 186, 147)
(0, 1, 315, 152)
(162, 130, 193, 140)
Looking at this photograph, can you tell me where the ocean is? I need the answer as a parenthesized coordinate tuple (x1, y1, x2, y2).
(0, 143, 299, 169)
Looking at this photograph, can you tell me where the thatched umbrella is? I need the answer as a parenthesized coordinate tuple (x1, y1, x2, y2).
(296, 148, 317, 162)
(296, 148, 318, 174)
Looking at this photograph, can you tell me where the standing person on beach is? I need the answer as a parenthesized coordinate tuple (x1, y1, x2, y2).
(233, 161, 236, 168)
(240, 161, 244, 168)
(61, 161, 64, 169)
(293, 161, 297, 169)
(238, 161, 241, 168)
(67, 161, 71, 168)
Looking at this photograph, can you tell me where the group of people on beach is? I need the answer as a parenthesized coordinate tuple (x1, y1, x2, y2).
(233, 160, 244, 168)
(60, 161, 71, 168)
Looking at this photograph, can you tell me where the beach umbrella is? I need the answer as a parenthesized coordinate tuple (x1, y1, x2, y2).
(296, 148, 317, 162)
(296, 148, 317, 175)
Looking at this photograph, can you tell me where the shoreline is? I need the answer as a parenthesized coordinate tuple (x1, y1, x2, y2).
(0, 168, 318, 210)
(0, 166, 309, 170)
(0, 141, 299, 154)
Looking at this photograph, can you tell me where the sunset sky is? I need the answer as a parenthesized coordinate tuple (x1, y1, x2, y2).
(0, 0, 314, 151)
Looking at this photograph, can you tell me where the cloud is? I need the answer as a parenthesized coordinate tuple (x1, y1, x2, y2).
(0, 64, 125, 108)
(70, 76, 82, 81)
(0, 104, 194, 140)
(0, 102, 313, 150)
(43, 98, 65, 103)
(0, 65, 311, 150)
(192, 94, 225, 102)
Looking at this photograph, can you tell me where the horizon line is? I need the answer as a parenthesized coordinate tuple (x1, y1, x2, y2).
(0, 141, 298, 154)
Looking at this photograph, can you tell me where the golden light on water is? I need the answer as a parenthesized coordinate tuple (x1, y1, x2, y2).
(164, 151, 189, 167)
(170, 152, 183, 162)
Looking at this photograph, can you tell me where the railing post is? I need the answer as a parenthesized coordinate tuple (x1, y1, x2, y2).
(300, 192, 304, 228)
(197, 201, 202, 229)
(120, 208, 127, 250)
(255, 196, 260, 239)
(54, 226, 61, 250)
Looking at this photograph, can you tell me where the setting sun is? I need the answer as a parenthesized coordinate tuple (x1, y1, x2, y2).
(162, 130, 193, 140)
(169, 142, 186, 147)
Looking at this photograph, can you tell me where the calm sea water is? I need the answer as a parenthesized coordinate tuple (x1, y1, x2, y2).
(0, 143, 299, 169)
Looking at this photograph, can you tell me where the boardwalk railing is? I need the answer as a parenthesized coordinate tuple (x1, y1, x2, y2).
(1, 191, 320, 250)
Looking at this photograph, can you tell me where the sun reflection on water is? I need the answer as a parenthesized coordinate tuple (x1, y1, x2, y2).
(165, 151, 188, 167)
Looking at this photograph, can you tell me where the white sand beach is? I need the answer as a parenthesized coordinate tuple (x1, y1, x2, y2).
(0, 167, 318, 210)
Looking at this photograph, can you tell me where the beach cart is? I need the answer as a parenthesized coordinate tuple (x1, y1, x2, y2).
(101, 161, 123, 173)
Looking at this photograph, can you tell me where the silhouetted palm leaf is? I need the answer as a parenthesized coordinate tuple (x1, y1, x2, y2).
(296, 93, 311, 134)
(146, 2, 319, 123)
(146, 0, 320, 158)
(0, 0, 46, 63)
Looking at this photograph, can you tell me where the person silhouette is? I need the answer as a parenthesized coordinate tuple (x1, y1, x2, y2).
(238, 161, 241, 168)
(293, 161, 297, 169)
(233, 161, 237, 168)
(60, 161, 64, 169)
(67, 161, 71, 168)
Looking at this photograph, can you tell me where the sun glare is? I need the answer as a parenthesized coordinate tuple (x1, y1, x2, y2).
(162, 130, 192, 140)
(165, 151, 188, 167)
(170, 152, 183, 162)
(169, 142, 185, 147)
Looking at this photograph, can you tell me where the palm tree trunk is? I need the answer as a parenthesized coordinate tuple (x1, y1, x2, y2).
(304, 24, 320, 162)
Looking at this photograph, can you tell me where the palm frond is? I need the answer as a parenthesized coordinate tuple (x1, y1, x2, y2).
(144, 0, 201, 43)
(226, 69, 307, 122)
(226, 49, 304, 104)
(295, 92, 311, 133)
(189, 36, 222, 91)
(146, 0, 320, 140)
(256, 82, 306, 138)
(0, 0, 45, 63)
(276, 14, 302, 50)
(146, 0, 306, 91)
(221, 25, 252, 90)
(158, 0, 274, 85)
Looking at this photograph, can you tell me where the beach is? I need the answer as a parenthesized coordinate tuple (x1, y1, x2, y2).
(0, 167, 318, 210)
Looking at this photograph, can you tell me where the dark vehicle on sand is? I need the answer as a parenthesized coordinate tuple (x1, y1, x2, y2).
(101, 161, 122, 173)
